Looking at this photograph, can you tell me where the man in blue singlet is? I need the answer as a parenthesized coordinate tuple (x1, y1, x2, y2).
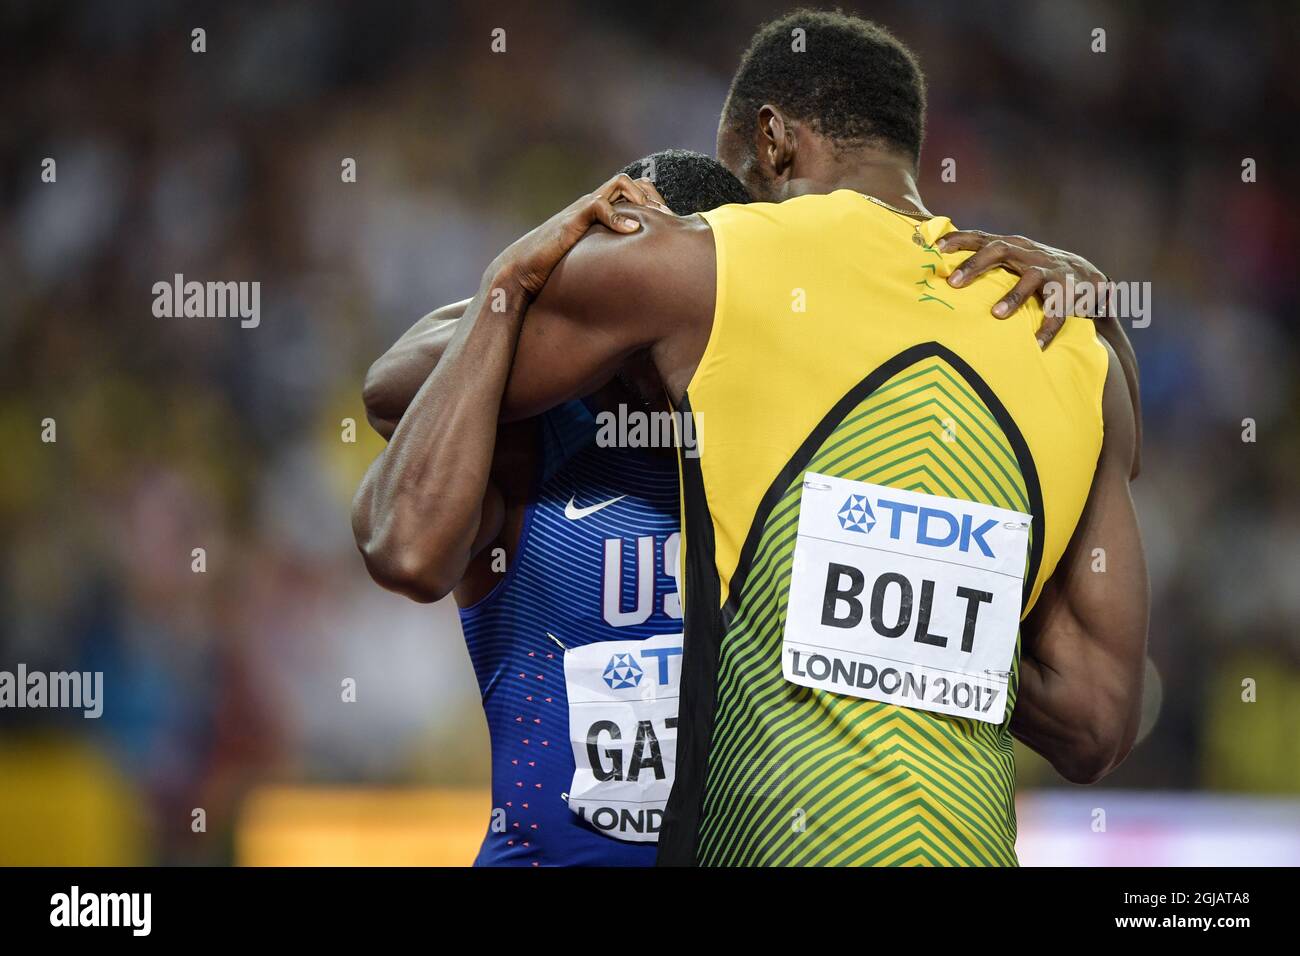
(353, 151, 749, 865)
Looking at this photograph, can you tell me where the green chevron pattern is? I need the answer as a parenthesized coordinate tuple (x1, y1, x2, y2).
(696, 356, 1031, 867)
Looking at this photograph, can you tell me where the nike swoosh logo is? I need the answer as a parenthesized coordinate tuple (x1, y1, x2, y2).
(564, 495, 626, 520)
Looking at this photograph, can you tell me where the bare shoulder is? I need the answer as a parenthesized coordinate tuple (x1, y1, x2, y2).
(535, 208, 716, 337)
(557, 208, 714, 285)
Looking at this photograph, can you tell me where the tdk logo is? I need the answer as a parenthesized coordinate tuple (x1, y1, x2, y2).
(603, 652, 643, 689)
(837, 495, 876, 533)
(601, 646, 683, 691)
(839, 496, 998, 558)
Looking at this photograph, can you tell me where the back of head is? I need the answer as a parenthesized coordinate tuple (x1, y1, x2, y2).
(722, 9, 927, 165)
(620, 149, 751, 216)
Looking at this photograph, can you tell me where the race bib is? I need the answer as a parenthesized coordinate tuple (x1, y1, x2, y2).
(782, 472, 1030, 724)
(564, 632, 681, 842)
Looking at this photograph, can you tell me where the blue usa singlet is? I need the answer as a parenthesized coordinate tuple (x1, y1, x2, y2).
(459, 400, 683, 866)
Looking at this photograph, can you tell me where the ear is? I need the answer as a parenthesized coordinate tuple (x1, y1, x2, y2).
(756, 105, 797, 178)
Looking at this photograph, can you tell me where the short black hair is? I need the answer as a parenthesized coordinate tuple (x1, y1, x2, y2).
(620, 148, 751, 215)
(722, 9, 926, 163)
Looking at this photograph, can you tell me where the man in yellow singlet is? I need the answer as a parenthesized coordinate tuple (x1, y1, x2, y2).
(427, 9, 1149, 866)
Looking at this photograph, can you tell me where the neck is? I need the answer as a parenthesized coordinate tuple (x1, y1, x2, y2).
(784, 150, 928, 216)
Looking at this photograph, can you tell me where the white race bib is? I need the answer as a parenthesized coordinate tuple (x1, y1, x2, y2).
(782, 472, 1030, 724)
(564, 632, 681, 842)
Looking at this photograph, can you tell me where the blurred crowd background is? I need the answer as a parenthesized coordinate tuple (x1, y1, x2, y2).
(2, 0, 1297, 865)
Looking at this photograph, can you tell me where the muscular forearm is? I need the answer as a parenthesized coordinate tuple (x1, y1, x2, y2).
(352, 173, 695, 601)
(352, 274, 520, 601)
(363, 299, 470, 439)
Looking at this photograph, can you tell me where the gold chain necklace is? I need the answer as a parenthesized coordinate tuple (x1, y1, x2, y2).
(859, 193, 933, 246)
(860, 193, 929, 219)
